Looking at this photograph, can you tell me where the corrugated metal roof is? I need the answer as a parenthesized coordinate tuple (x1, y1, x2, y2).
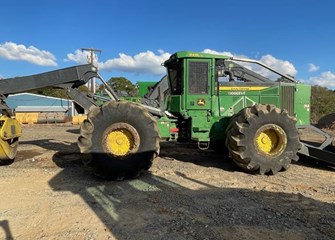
(15, 106, 70, 112)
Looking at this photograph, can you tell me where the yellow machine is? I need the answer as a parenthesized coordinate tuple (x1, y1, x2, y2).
(0, 116, 22, 160)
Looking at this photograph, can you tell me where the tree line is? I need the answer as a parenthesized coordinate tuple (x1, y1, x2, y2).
(310, 86, 335, 123)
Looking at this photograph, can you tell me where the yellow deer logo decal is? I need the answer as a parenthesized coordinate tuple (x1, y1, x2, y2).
(197, 98, 206, 106)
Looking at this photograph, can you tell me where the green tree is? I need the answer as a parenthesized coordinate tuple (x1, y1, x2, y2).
(311, 85, 335, 123)
(108, 77, 137, 96)
(28, 85, 89, 99)
(28, 87, 68, 99)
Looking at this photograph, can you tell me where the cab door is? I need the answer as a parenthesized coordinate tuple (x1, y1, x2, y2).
(185, 59, 212, 142)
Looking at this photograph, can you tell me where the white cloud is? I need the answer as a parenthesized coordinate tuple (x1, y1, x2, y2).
(308, 63, 320, 72)
(202, 49, 233, 57)
(66, 49, 94, 65)
(306, 71, 335, 88)
(0, 42, 57, 66)
(255, 54, 297, 79)
(66, 50, 171, 75)
(99, 50, 171, 75)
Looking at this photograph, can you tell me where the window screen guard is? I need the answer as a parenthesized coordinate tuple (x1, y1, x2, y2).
(188, 61, 209, 94)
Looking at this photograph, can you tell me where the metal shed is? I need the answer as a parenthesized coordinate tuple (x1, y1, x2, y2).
(6, 93, 75, 124)
(6, 93, 74, 115)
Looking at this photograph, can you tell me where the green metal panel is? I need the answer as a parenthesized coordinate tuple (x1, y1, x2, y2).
(156, 116, 177, 139)
(260, 96, 279, 106)
(294, 83, 311, 125)
(191, 115, 212, 141)
(218, 85, 280, 116)
(260, 86, 280, 95)
(246, 96, 259, 106)
(169, 95, 183, 114)
(232, 96, 245, 113)
(137, 81, 156, 97)
(211, 95, 220, 116)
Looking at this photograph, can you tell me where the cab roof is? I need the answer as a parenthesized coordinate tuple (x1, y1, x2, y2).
(164, 51, 231, 65)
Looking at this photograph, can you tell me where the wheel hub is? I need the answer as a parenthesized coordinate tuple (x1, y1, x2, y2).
(116, 136, 125, 145)
(103, 123, 140, 157)
(255, 124, 287, 157)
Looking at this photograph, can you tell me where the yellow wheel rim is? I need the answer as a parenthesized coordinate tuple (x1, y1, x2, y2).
(106, 129, 134, 156)
(103, 123, 140, 157)
(255, 125, 287, 157)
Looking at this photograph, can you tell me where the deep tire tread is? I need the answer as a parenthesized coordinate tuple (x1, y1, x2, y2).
(225, 104, 301, 175)
(78, 101, 160, 180)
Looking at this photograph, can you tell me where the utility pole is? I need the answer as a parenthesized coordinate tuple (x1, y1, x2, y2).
(81, 48, 102, 93)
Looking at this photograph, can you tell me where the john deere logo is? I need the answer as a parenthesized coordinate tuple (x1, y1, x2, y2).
(197, 98, 206, 106)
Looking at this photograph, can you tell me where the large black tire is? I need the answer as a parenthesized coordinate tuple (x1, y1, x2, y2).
(225, 104, 301, 175)
(78, 101, 160, 180)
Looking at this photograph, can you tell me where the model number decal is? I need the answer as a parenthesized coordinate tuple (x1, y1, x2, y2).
(228, 91, 245, 95)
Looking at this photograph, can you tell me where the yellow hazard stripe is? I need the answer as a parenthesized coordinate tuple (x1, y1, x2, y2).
(219, 86, 269, 91)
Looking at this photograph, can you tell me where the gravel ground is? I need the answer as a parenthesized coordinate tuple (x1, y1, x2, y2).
(0, 124, 334, 240)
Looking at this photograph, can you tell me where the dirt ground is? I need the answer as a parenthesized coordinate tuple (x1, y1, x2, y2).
(0, 124, 334, 240)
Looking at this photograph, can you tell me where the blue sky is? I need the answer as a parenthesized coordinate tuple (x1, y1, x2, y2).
(1, 0, 335, 88)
